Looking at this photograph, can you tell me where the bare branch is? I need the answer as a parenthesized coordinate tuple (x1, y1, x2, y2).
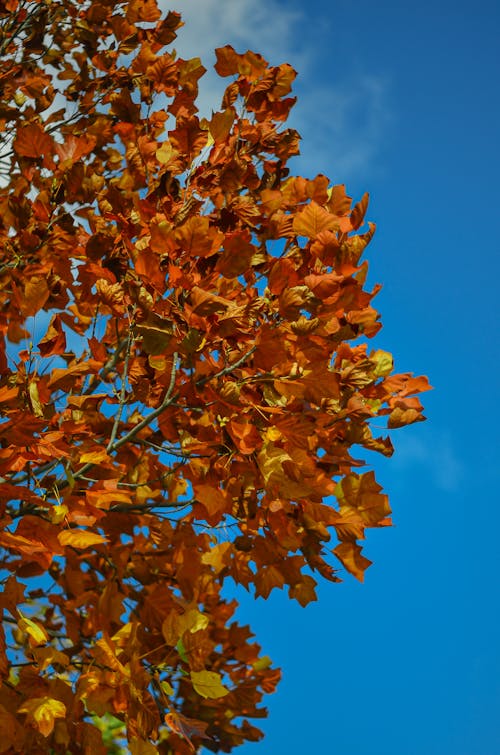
(195, 346, 257, 389)
(112, 351, 180, 452)
(106, 328, 133, 451)
(85, 337, 128, 394)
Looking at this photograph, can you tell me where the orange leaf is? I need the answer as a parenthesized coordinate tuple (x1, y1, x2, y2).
(293, 201, 339, 239)
(31, 646, 69, 670)
(350, 192, 369, 230)
(129, 738, 160, 755)
(47, 360, 103, 391)
(169, 116, 208, 161)
(58, 530, 108, 549)
(209, 108, 235, 143)
(333, 542, 372, 581)
(165, 711, 210, 750)
(0, 385, 18, 404)
(22, 276, 50, 317)
(18, 697, 66, 737)
(55, 134, 97, 166)
(227, 418, 262, 454)
(193, 483, 230, 523)
(175, 217, 224, 258)
(126, 0, 161, 23)
(214, 46, 268, 78)
(288, 575, 318, 607)
(14, 123, 54, 159)
(0, 531, 53, 570)
(37, 314, 67, 357)
(388, 407, 425, 428)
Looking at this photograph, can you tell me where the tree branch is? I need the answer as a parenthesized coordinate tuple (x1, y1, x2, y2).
(106, 329, 133, 451)
(112, 351, 179, 452)
(195, 346, 256, 389)
(58, 346, 255, 490)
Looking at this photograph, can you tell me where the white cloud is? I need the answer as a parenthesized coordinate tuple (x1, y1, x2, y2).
(291, 74, 392, 181)
(162, 0, 390, 181)
(167, 0, 302, 64)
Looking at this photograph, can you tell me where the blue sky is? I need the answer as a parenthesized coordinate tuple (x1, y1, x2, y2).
(173, 1, 500, 753)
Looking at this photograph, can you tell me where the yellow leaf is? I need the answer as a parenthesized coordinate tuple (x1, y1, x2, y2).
(79, 447, 109, 464)
(148, 354, 167, 371)
(265, 427, 282, 442)
(371, 349, 393, 377)
(191, 670, 229, 699)
(111, 622, 133, 647)
(162, 608, 209, 646)
(58, 530, 108, 549)
(28, 380, 44, 417)
(51, 504, 68, 524)
(156, 141, 177, 165)
(181, 608, 209, 635)
(18, 697, 66, 737)
(160, 681, 174, 696)
(252, 655, 273, 672)
(18, 616, 48, 647)
(201, 541, 232, 574)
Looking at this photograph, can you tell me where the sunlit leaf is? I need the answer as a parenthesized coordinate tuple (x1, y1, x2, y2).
(18, 697, 66, 737)
(293, 201, 339, 239)
(190, 670, 229, 699)
(58, 530, 108, 549)
(18, 615, 49, 646)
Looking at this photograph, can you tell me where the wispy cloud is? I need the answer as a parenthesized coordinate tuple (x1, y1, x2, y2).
(167, 0, 302, 64)
(291, 73, 392, 181)
(392, 430, 464, 493)
(162, 0, 391, 182)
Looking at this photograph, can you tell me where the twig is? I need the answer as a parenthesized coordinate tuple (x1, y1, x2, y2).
(106, 329, 133, 451)
(112, 351, 179, 452)
(110, 499, 194, 513)
(59, 346, 256, 489)
(195, 345, 256, 389)
(84, 337, 128, 394)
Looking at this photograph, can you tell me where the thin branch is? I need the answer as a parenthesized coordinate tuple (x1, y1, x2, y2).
(1, 459, 60, 486)
(85, 336, 128, 394)
(195, 345, 256, 389)
(59, 346, 256, 490)
(58, 353, 180, 489)
(106, 328, 133, 451)
(111, 351, 179, 452)
(110, 499, 194, 513)
(137, 437, 211, 459)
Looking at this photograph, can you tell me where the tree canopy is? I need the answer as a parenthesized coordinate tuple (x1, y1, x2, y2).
(0, 0, 430, 752)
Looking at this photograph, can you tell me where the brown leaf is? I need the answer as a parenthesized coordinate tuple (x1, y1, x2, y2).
(14, 123, 54, 159)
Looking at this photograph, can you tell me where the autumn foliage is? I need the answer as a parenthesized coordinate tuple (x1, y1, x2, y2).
(0, 0, 430, 752)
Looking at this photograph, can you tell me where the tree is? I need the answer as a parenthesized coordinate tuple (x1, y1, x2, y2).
(0, 0, 430, 752)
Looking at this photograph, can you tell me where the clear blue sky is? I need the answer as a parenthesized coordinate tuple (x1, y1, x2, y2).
(176, 1, 500, 753)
